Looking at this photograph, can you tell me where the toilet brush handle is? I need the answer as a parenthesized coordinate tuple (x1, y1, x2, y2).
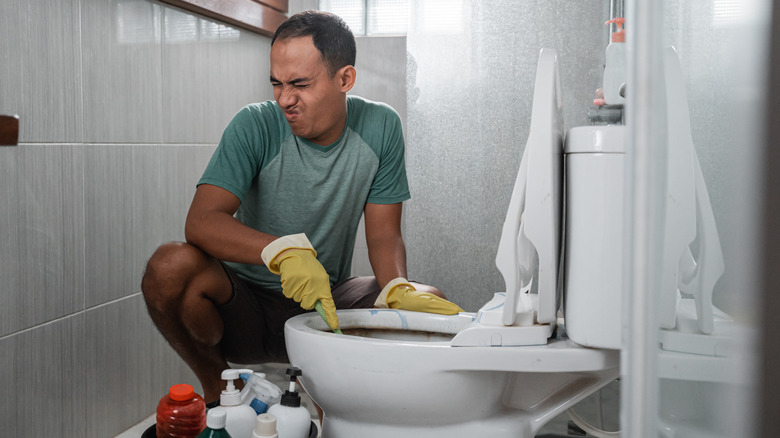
(315, 301, 343, 334)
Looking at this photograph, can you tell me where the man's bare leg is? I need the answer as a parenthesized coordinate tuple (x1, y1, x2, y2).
(142, 242, 235, 403)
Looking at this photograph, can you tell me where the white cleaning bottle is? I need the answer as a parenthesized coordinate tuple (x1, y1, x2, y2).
(603, 17, 626, 105)
(266, 367, 311, 438)
(211, 368, 257, 438)
(252, 413, 279, 438)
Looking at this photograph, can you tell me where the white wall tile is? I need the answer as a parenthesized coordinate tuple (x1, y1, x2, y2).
(0, 1, 24, 125)
(161, 6, 274, 144)
(0, 0, 83, 142)
(84, 295, 197, 437)
(350, 215, 374, 276)
(0, 314, 87, 437)
(84, 144, 215, 307)
(289, 0, 318, 14)
(82, 0, 164, 143)
(24, 0, 84, 142)
(0, 145, 85, 336)
(351, 36, 408, 128)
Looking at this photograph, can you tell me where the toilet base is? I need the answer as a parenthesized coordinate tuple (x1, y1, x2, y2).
(322, 410, 532, 438)
(318, 367, 618, 438)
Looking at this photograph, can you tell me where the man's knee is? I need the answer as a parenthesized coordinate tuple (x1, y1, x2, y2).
(142, 242, 205, 306)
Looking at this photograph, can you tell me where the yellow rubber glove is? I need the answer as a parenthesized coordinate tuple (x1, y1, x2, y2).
(374, 278, 464, 315)
(261, 234, 339, 331)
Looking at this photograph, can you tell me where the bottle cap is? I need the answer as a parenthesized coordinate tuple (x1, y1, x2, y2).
(281, 367, 303, 407)
(254, 413, 278, 437)
(207, 409, 227, 429)
(606, 18, 625, 43)
(169, 384, 195, 401)
(280, 390, 301, 408)
(221, 368, 254, 406)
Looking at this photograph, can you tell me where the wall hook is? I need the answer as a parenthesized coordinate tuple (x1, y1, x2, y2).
(0, 115, 19, 146)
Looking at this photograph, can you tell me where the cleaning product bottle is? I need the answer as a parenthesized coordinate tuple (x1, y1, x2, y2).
(239, 372, 283, 414)
(210, 369, 257, 438)
(266, 368, 311, 438)
(156, 383, 207, 438)
(197, 409, 232, 438)
(252, 413, 279, 438)
(603, 17, 626, 105)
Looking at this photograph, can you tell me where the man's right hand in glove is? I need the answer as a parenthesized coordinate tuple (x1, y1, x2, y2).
(261, 233, 339, 331)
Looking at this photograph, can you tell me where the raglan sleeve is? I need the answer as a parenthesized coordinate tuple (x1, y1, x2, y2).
(366, 106, 411, 204)
(197, 106, 264, 202)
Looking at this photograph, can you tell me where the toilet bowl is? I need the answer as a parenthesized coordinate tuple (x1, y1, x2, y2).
(285, 48, 621, 437)
(285, 309, 619, 438)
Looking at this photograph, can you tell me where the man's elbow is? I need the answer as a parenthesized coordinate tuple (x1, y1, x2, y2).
(184, 215, 203, 246)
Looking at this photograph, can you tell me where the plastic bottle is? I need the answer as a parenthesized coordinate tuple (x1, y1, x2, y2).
(156, 383, 207, 438)
(603, 17, 626, 105)
(197, 409, 232, 438)
(252, 413, 279, 438)
(210, 369, 257, 438)
(239, 372, 283, 415)
(266, 368, 311, 438)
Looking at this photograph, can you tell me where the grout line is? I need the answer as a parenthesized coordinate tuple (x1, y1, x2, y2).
(83, 291, 143, 311)
(0, 292, 142, 342)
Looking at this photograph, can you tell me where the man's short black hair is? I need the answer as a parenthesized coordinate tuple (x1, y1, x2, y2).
(272, 10, 357, 77)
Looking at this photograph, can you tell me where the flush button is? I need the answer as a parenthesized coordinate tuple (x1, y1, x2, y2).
(491, 333, 502, 346)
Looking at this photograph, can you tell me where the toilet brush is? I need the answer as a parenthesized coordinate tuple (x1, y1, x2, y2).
(314, 300, 342, 334)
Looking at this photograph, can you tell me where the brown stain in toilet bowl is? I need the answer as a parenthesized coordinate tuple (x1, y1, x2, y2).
(337, 328, 455, 342)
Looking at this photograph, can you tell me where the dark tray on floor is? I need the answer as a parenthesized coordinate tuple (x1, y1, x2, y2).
(142, 420, 318, 437)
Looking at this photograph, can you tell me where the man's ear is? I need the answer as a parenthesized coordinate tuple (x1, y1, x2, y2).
(337, 65, 356, 92)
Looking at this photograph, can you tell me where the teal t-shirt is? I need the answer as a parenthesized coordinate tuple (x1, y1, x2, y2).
(198, 96, 410, 292)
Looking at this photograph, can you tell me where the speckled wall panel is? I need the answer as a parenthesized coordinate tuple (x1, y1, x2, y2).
(405, 0, 610, 311)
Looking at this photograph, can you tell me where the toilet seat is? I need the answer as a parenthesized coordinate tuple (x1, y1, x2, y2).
(287, 309, 619, 373)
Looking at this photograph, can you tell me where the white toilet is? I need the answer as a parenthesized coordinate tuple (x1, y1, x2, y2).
(284, 43, 742, 437)
(284, 48, 621, 438)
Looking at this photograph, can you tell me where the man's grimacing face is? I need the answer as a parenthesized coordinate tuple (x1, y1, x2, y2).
(270, 36, 350, 146)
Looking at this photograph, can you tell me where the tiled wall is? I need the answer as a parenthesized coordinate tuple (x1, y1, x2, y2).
(0, 0, 404, 435)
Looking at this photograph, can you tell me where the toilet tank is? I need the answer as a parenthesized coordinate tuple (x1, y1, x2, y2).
(563, 125, 624, 350)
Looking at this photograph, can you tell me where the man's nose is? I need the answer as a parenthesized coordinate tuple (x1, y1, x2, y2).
(277, 86, 297, 108)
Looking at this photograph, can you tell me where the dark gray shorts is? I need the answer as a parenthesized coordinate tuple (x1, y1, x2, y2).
(216, 262, 381, 364)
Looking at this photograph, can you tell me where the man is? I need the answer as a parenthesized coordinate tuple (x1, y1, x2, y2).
(141, 10, 462, 405)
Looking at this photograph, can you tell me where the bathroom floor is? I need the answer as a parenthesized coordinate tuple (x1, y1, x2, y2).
(116, 365, 619, 437)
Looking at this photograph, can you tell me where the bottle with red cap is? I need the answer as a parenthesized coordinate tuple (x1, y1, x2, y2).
(602, 17, 627, 106)
(156, 383, 207, 438)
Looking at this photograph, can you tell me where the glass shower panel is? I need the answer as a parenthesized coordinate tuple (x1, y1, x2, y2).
(625, 0, 766, 436)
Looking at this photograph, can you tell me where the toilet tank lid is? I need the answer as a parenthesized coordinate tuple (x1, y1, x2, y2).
(564, 125, 626, 154)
